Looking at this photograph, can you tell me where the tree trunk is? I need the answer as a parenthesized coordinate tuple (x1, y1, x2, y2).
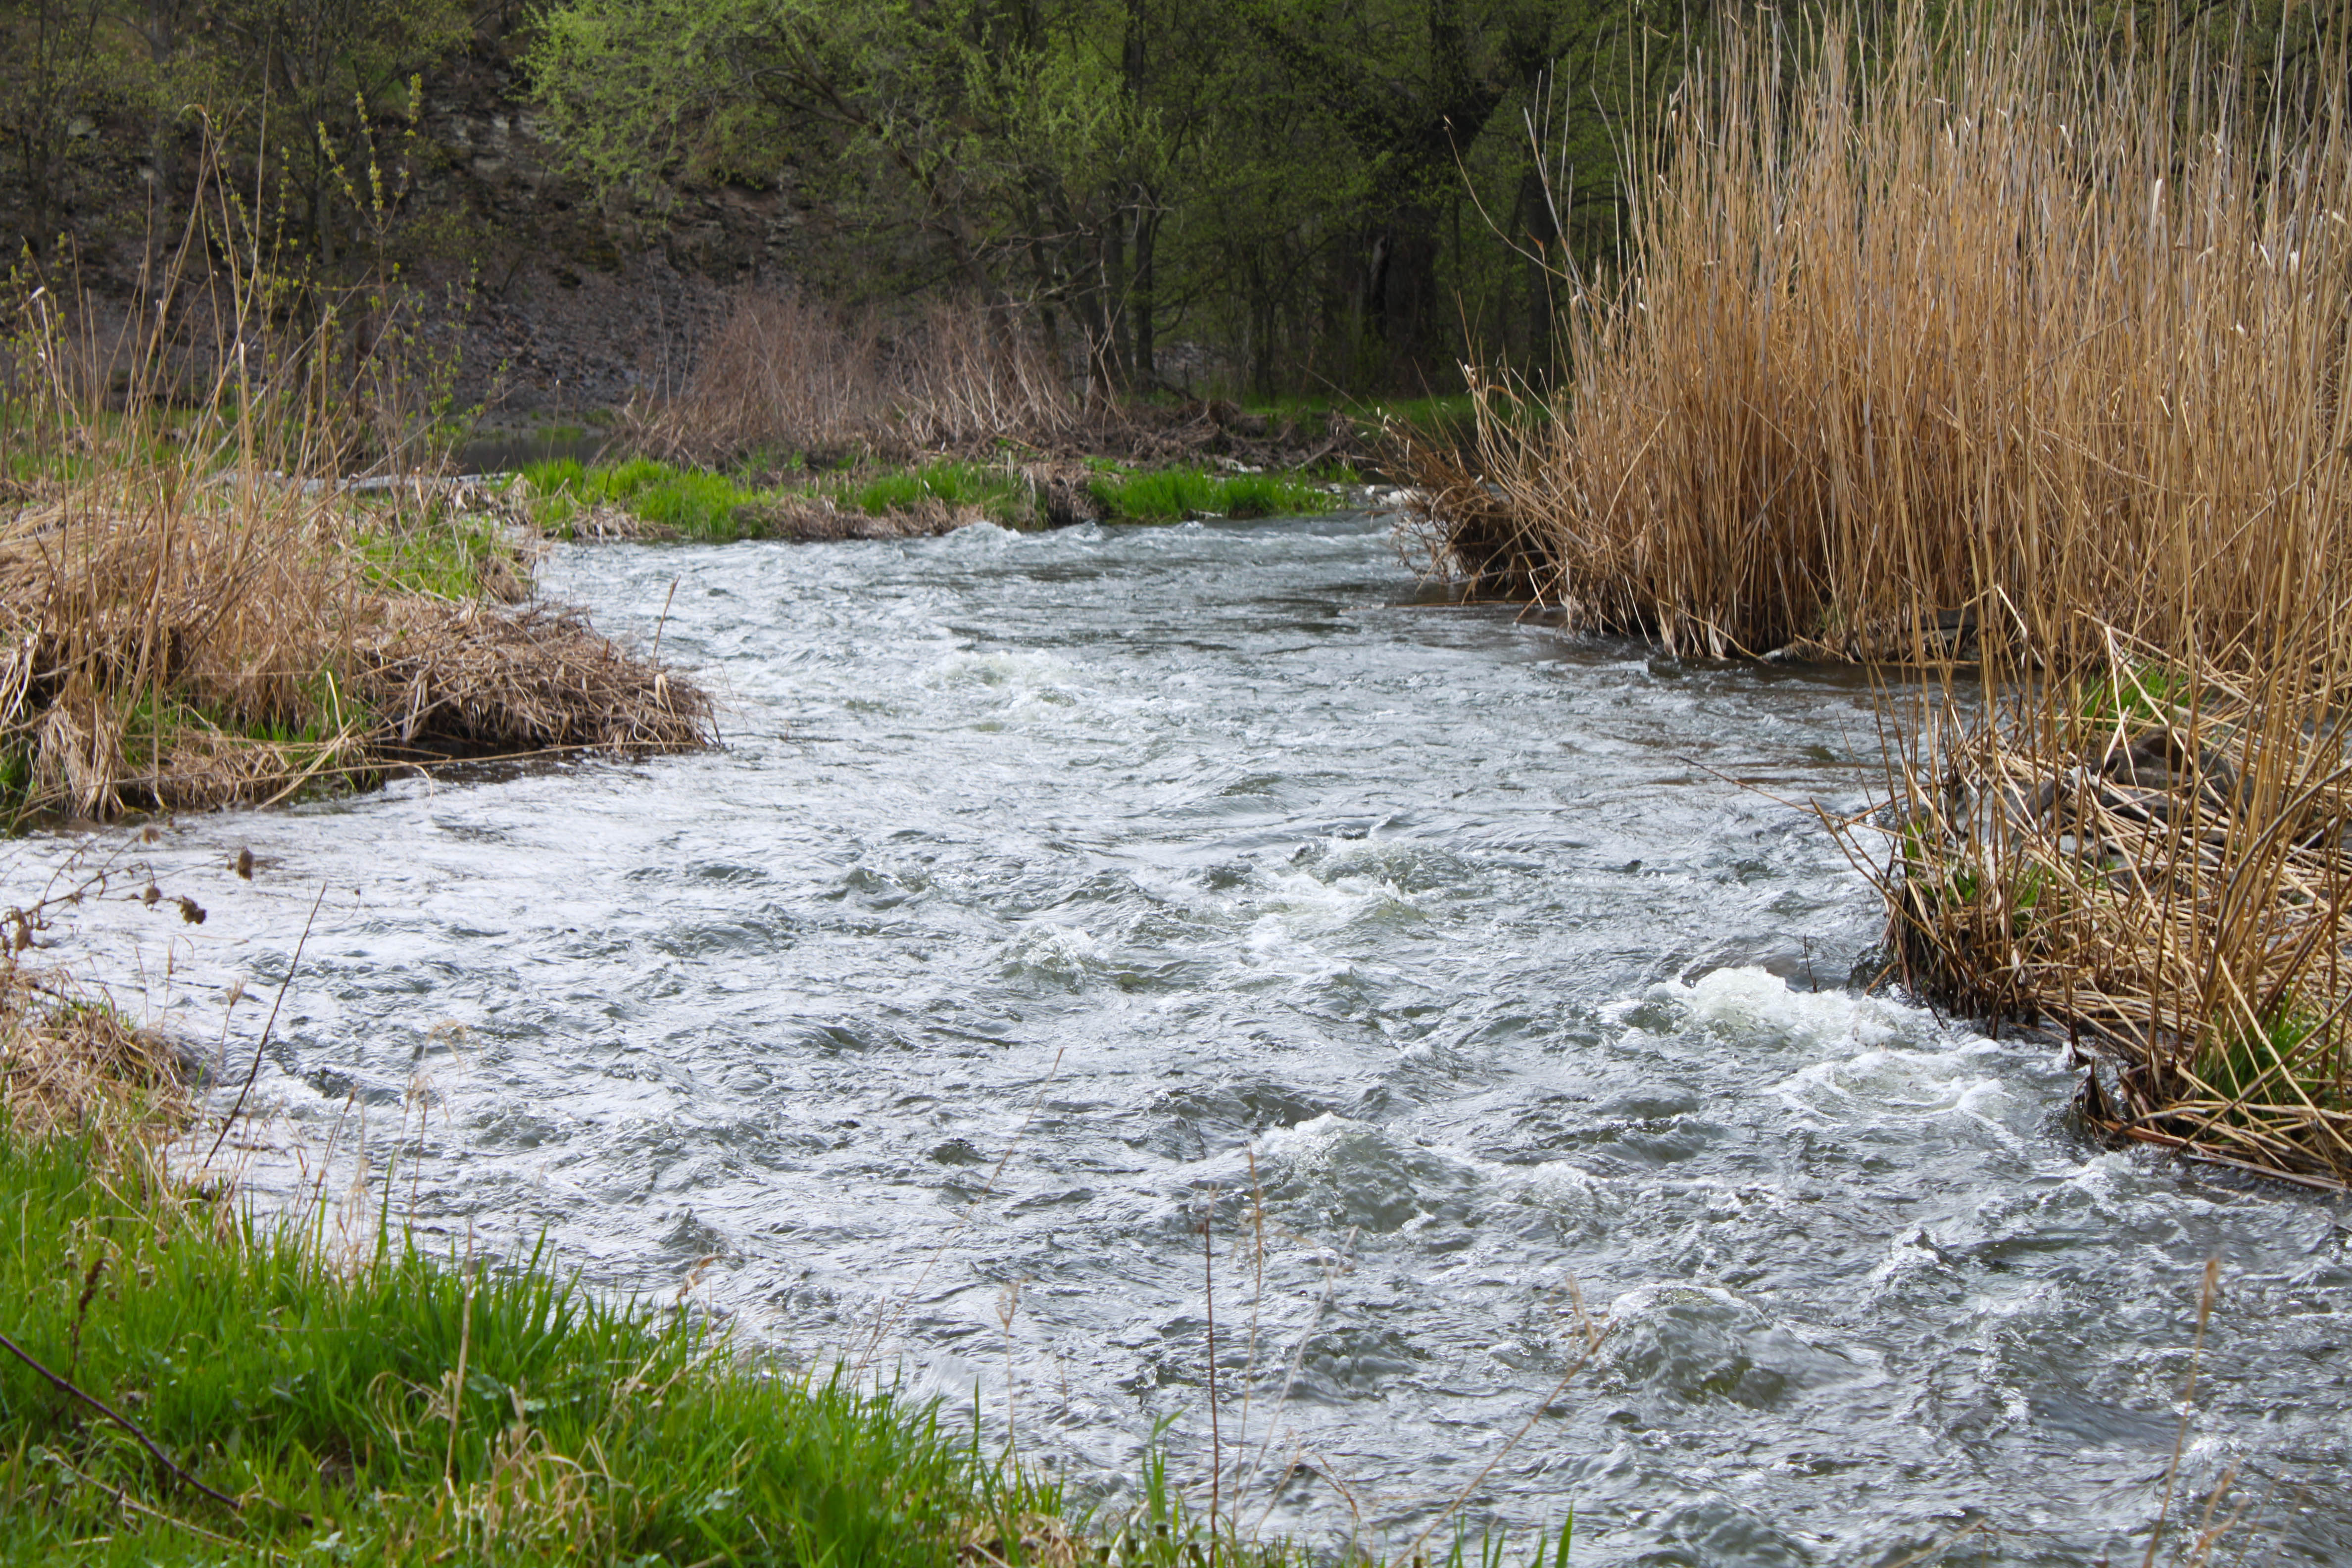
(1131, 201, 1160, 388)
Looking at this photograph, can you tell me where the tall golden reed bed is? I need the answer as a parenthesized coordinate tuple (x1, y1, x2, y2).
(1416, 5, 2352, 1185)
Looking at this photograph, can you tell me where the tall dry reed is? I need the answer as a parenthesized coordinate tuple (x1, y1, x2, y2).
(1421, 4, 2352, 1185)
(1424, 4, 2352, 664)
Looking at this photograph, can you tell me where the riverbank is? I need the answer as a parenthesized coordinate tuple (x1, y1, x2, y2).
(0, 952, 1071, 1566)
(512, 453, 1356, 543)
(0, 436, 713, 826)
(1410, 8, 2352, 1191)
(0, 928, 1593, 1567)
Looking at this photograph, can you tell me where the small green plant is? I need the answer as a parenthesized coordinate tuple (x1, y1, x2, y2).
(2076, 661, 2193, 732)
(845, 460, 1029, 523)
(1088, 467, 1334, 523)
(2194, 1002, 2334, 1111)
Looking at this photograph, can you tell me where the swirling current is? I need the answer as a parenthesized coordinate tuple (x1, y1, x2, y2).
(31, 515, 2352, 1565)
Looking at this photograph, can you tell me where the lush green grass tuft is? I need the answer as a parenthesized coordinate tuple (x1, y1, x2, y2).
(356, 513, 518, 599)
(0, 1131, 1037, 1565)
(518, 456, 767, 540)
(845, 459, 1030, 522)
(1087, 466, 1334, 523)
(517, 455, 1341, 539)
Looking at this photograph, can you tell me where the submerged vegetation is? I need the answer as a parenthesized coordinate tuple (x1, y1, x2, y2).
(1414, 4, 2352, 1188)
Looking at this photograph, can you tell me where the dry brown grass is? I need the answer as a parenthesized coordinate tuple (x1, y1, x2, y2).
(1418, 5, 2352, 664)
(1421, 3, 2352, 1186)
(1881, 634, 2352, 1188)
(0, 968, 185, 1146)
(0, 859, 189, 1147)
(0, 472, 714, 820)
(627, 293, 1078, 466)
(0, 298, 714, 822)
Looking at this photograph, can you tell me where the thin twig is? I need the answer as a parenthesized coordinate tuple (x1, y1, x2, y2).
(0, 1327, 245, 1513)
(203, 882, 327, 1167)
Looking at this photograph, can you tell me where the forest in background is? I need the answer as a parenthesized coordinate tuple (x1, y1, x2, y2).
(1, 0, 2343, 401)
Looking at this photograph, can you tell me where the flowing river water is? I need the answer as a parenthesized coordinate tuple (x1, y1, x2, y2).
(29, 514, 2352, 1565)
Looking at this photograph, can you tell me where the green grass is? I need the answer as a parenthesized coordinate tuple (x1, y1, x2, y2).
(355, 511, 516, 599)
(518, 456, 768, 540)
(0, 1124, 1587, 1568)
(518, 455, 1343, 539)
(2076, 661, 2193, 731)
(1087, 466, 1335, 523)
(843, 460, 1029, 523)
(0, 1128, 1050, 1565)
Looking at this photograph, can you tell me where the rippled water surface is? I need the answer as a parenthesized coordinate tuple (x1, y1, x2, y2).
(36, 517, 2352, 1565)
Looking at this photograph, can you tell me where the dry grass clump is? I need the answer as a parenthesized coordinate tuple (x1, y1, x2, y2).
(629, 292, 1077, 466)
(0, 470, 714, 820)
(0, 860, 189, 1145)
(1879, 629, 2352, 1188)
(0, 967, 185, 1145)
(361, 598, 713, 760)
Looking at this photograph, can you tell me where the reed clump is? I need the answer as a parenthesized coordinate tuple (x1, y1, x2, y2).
(1414, 5, 2352, 666)
(1884, 632, 2352, 1188)
(1418, 4, 2352, 1186)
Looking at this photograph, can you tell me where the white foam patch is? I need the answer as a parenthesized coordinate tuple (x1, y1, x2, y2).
(1772, 1046, 2013, 1139)
(1631, 966, 1960, 1054)
(1253, 1111, 1360, 1160)
(916, 647, 1082, 691)
(936, 520, 1017, 551)
(1002, 923, 1105, 980)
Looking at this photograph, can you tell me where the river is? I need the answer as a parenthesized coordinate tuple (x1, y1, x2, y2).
(34, 514, 2352, 1565)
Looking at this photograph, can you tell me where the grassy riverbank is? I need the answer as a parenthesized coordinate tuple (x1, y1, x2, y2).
(0, 955, 1594, 1568)
(1413, 6, 2352, 1188)
(513, 454, 1346, 543)
(0, 967, 1058, 1565)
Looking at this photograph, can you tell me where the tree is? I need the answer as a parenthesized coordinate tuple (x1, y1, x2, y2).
(196, 0, 469, 269)
(0, 0, 115, 254)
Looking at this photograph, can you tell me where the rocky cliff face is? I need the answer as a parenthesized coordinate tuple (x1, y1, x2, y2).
(4, 28, 817, 419)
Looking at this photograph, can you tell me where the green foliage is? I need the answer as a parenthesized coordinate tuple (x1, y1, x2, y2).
(2076, 662, 2193, 731)
(1897, 819, 2053, 939)
(844, 460, 1028, 522)
(0, 1129, 1023, 1565)
(1087, 467, 1334, 522)
(2197, 1002, 2337, 1110)
(519, 454, 1340, 537)
(520, 456, 764, 539)
(523, 0, 1650, 393)
(356, 511, 513, 599)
